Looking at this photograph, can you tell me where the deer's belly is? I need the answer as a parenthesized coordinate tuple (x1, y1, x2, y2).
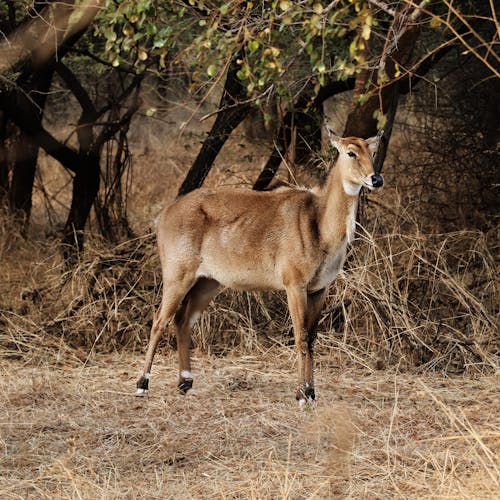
(198, 257, 283, 291)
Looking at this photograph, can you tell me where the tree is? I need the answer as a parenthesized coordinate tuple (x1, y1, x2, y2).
(0, 0, 82, 231)
(0, 0, 142, 257)
(178, 54, 251, 196)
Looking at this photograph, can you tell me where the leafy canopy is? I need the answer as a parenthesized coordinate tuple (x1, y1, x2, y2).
(95, 1, 392, 102)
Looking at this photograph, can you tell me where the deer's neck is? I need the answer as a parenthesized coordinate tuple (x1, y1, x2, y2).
(318, 163, 359, 249)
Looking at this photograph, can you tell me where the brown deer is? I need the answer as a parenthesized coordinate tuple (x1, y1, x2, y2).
(136, 129, 384, 403)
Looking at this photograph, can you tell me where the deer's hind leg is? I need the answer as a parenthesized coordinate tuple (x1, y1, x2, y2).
(174, 277, 220, 394)
(136, 274, 196, 396)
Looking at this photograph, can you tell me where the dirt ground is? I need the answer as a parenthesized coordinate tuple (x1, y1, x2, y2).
(1, 349, 498, 499)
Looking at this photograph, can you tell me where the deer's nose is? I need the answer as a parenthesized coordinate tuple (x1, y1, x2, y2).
(371, 174, 384, 188)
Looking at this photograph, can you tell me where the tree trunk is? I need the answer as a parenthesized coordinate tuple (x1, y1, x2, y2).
(343, 16, 420, 224)
(178, 57, 251, 196)
(7, 62, 55, 230)
(0, 111, 9, 205)
(8, 134, 38, 230)
(62, 153, 100, 259)
(294, 104, 324, 167)
(253, 107, 324, 191)
(344, 17, 421, 171)
(253, 110, 293, 190)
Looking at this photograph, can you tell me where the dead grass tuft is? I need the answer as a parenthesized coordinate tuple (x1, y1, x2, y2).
(1, 203, 497, 377)
(327, 223, 499, 373)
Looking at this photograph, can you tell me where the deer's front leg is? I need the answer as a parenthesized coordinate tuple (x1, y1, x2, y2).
(286, 285, 312, 403)
(304, 288, 328, 401)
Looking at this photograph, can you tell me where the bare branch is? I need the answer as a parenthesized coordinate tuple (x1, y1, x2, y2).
(367, 0, 396, 17)
(402, 0, 500, 78)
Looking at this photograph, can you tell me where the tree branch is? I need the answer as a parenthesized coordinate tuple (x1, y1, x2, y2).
(368, 0, 396, 17)
(94, 93, 142, 150)
(55, 62, 96, 115)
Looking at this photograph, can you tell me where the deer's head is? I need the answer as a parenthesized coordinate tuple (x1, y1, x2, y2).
(327, 128, 384, 194)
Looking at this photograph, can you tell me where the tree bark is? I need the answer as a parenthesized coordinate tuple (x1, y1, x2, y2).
(252, 106, 324, 191)
(8, 62, 55, 230)
(293, 104, 324, 167)
(0, 111, 9, 204)
(342, 13, 421, 225)
(8, 135, 38, 229)
(344, 14, 421, 171)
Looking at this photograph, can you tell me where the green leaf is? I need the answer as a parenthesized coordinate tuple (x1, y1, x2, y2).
(146, 23, 157, 35)
(105, 30, 117, 42)
(207, 64, 217, 77)
(153, 38, 167, 48)
(316, 62, 326, 73)
(248, 40, 260, 51)
(373, 110, 387, 130)
(312, 3, 323, 15)
(236, 69, 248, 80)
(361, 23, 371, 40)
(349, 39, 357, 57)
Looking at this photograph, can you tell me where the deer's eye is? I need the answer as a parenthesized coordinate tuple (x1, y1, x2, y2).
(347, 151, 356, 158)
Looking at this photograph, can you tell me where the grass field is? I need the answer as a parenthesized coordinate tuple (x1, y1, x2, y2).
(1, 350, 498, 498)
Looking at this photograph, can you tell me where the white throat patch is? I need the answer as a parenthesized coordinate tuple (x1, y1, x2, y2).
(343, 180, 362, 197)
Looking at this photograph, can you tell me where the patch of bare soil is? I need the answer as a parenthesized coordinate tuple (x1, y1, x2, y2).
(1, 351, 498, 499)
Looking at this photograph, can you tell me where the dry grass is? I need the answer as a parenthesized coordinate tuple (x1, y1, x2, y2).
(333, 222, 499, 373)
(1, 217, 496, 374)
(0, 352, 498, 498)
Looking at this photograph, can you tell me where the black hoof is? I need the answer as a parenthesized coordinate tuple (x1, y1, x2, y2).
(305, 386, 316, 401)
(136, 375, 149, 396)
(178, 378, 193, 394)
(296, 385, 315, 403)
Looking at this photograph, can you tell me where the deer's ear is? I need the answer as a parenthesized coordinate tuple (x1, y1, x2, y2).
(326, 127, 342, 151)
(366, 130, 383, 153)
